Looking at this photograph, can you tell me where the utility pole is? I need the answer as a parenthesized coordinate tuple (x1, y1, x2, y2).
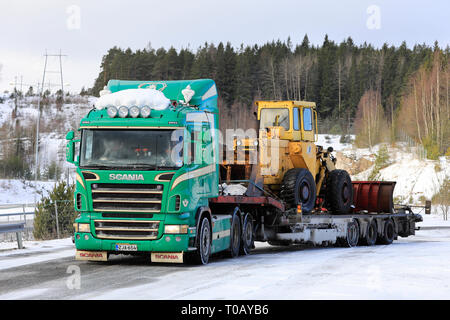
(34, 53, 48, 205)
(34, 50, 68, 205)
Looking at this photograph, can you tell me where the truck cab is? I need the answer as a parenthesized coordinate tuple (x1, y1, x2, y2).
(67, 79, 224, 264)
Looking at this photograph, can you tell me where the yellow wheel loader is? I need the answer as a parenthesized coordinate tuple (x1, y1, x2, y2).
(221, 100, 353, 214)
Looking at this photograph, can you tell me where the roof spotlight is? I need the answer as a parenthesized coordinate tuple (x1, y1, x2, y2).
(129, 106, 140, 118)
(140, 106, 151, 118)
(106, 105, 118, 118)
(118, 106, 129, 118)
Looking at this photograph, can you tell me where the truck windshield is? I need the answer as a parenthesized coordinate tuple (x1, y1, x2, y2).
(80, 129, 184, 170)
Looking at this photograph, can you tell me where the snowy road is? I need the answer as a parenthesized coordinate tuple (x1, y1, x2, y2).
(1, 216, 450, 300)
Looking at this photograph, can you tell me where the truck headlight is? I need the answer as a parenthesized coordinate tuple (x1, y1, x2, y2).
(118, 106, 129, 118)
(164, 225, 188, 234)
(78, 223, 91, 233)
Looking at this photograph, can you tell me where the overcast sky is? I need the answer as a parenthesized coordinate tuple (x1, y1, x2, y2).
(0, 0, 448, 94)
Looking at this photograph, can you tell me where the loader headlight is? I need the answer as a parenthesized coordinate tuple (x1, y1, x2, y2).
(236, 139, 242, 146)
(253, 140, 258, 146)
(164, 225, 189, 234)
(118, 106, 129, 118)
(106, 106, 118, 118)
(140, 106, 151, 118)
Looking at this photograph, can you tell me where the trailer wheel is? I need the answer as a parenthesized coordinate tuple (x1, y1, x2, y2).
(360, 219, 377, 246)
(325, 169, 353, 214)
(228, 212, 241, 258)
(338, 219, 359, 247)
(240, 213, 254, 255)
(281, 168, 316, 213)
(187, 216, 211, 265)
(379, 219, 395, 245)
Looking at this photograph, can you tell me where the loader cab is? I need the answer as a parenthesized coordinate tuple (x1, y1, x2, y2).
(256, 101, 317, 142)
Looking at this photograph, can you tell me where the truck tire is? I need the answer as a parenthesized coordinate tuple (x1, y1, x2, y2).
(281, 168, 316, 213)
(337, 219, 359, 247)
(228, 212, 241, 258)
(187, 216, 212, 265)
(325, 169, 353, 214)
(360, 219, 377, 246)
(378, 219, 395, 245)
(240, 213, 254, 255)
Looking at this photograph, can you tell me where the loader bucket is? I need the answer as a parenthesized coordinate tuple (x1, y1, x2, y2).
(352, 181, 396, 213)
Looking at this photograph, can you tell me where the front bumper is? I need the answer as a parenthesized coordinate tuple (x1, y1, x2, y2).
(74, 232, 191, 253)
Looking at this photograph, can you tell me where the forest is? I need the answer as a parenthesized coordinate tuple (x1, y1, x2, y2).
(90, 35, 449, 158)
(1, 35, 448, 181)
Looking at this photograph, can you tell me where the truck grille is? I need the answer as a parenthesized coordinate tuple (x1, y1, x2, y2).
(94, 220, 160, 240)
(91, 183, 163, 213)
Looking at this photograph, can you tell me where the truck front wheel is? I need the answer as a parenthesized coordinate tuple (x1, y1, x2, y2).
(188, 216, 212, 265)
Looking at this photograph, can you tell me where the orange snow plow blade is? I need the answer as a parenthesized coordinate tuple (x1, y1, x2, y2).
(352, 181, 396, 213)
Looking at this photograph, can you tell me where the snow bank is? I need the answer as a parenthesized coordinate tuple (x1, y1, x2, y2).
(0, 179, 55, 204)
(94, 89, 170, 110)
(317, 134, 354, 152)
(351, 149, 449, 204)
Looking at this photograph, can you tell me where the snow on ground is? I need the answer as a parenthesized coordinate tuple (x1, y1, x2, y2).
(317, 134, 354, 152)
(0, 214, 449, 299)
(0, 179, 55, 205)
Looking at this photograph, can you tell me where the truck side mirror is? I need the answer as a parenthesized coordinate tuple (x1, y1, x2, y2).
(65, 131, 78, 165)
(66, 140, 76, 164)
(66, 131, 74, 141)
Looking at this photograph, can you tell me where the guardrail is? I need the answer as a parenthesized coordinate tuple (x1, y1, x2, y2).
(0, 222, 25, 249)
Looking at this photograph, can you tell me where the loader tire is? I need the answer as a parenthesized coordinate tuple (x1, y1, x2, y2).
(325, 169, 353, 214)
(281, 168, 316, 213)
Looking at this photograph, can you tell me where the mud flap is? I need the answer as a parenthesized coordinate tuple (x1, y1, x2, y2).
(76, 250, 108, 261)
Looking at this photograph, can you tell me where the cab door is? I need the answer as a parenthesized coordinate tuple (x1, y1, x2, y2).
(301, 107, 315, 142)
(292, 107, 302, 141)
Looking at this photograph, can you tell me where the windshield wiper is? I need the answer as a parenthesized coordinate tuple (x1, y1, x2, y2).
(80, 165, 116, 170)
(121, 163, 158, 170)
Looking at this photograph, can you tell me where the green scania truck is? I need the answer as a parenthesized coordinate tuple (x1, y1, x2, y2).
(67, 79, 422, 265)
